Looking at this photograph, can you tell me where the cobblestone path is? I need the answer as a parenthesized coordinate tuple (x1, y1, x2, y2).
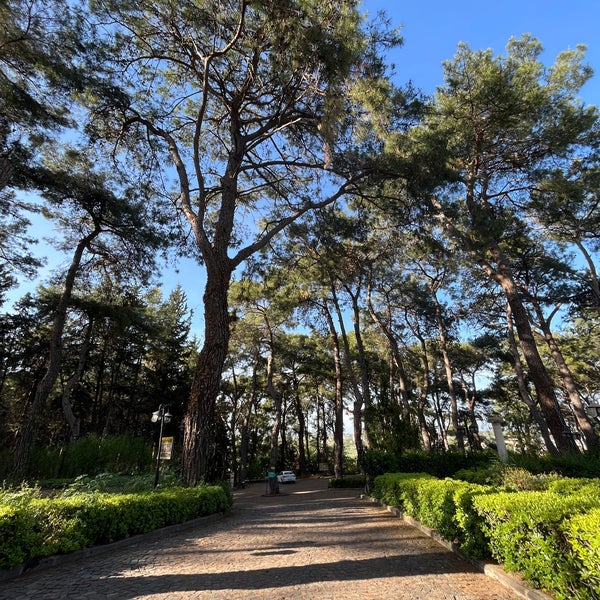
(0, 477, 520, 599)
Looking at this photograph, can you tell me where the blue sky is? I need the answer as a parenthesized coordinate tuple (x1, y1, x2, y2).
(362, 0, 600, 102)
(11, 1, 600, 336)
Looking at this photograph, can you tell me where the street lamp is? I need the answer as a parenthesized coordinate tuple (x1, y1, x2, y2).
(151, 404, 172, 488)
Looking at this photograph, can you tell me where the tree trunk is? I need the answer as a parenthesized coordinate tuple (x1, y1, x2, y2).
(322, 302, 344, 480)
(239, 360, 259, 484)
(481, 245, 577, 454)
(12, 230, 99, 473)
(182, 264, 232, 485)
(530, 299, 599, 449)
(432, 289, 463, 450)
(265, 333, 283, 471)
(292, 372, 307, 474)
(574, 238, 600, 306)
(505, 304, 557, 453)
(416, 336, 432, 451)
(366, 289, 412, 418)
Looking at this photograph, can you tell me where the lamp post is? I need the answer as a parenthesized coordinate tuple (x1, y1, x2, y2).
(151, 404, 172, 488)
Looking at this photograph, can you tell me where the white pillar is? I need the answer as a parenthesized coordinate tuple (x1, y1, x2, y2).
(488, 416, 508, 463)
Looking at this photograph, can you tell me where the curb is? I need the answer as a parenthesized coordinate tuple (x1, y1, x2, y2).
(0, 511, 227, 583)
(361, 495, 553, 600)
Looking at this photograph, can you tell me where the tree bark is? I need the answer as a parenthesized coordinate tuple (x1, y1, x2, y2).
(12, 229, 99, 473)
(431, 289, 463, 450)
(182, 262, 232, 485)
(322, 301, 344, 479)
(481, 245, 577, 454)
(529, 299, 599, 449)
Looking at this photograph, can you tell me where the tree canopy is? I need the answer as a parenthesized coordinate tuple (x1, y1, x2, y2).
(1, 2, 600, 483)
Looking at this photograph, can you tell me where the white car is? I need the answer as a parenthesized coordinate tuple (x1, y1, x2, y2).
(277, 470, 296, 483)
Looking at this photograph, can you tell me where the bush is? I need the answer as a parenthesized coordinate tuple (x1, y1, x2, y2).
(371, 472, 434, 508)
(0, 484, 231, 570)
(473, 489, 600, 598)
(371, 470, 600, 596)
(562, 508, 600, 597)
(510, 452, 600, 479)
(373, 473, 493, 558)
(20, 435, 155, 480)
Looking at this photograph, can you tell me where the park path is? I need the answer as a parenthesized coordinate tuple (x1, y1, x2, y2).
(0, 477, 522, 599)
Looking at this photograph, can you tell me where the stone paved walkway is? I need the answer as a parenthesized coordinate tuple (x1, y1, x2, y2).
(0, 477, 521, 599)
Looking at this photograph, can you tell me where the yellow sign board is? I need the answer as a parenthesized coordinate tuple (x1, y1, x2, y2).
(160, 436, 173, 460)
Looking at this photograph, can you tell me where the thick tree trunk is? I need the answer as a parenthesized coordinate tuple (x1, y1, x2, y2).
(481, 245, 577, 454)
(182, 265, 232, 485)
(505, 304, 558, 454)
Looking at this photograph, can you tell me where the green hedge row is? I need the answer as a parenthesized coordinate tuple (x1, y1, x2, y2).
(372, 473, 600, 599)
(0, 485, 231, 571)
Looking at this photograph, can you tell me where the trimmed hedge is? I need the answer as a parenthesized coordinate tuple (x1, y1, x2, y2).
(373, 473, 492, 558)
(562, 508, 600, 597)
(372, 472, 600, 599)
(0, 485, 231, 570)
(473, 490, 600, 599)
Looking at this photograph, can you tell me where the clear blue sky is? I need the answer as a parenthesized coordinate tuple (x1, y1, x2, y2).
(361, 0, 600, 102)
(12, 1, 600, 336)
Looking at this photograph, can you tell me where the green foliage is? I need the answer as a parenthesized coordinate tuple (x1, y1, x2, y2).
(373, 471, 600, 596)
(0, 484, 231, 570)
(452, 483, 496, 559)
(361, 449, 401, 479)
(371, 472, 435, 508)
(0, 505, 36, 569)
(372, 472, 493, 558)
(473, 490, 600, 598)
(455, 464, 560, 491)
(60, 471, 184, 495)
(562, 509, 600, 597)
(21, 435, 154, 480)
(396, 451, 496, 478)
(510, 452, 600, 479)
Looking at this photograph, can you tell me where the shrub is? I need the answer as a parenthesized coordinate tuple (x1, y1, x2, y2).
(0, 484, 231, 570)
(452, 482, 496, 558)
(510, 452, 600, 479)
(372, 472, 494, 559)
(473, 489, 600, 598)
(562, 508, 600, 598)
(371, 472, 434, 509)
(20, 435, 155, 480)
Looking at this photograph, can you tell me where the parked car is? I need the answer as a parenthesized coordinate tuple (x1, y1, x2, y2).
(277, 470, 296, 483)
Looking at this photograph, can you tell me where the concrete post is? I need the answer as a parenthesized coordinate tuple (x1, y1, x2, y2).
(488, 415, 508, 463)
